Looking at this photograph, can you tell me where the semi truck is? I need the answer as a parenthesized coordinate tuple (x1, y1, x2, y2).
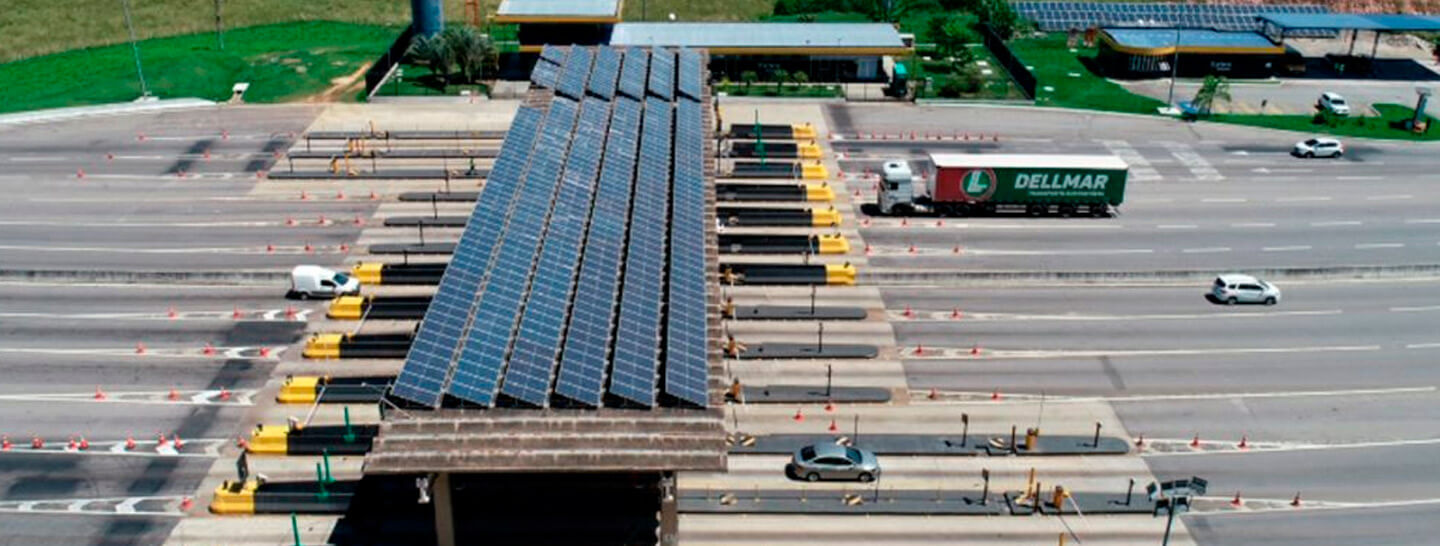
(876, 154, 1129, 217)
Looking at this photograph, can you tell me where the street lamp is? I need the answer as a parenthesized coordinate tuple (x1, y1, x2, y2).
(1165, 25, 1181, 111)
(120, 0, 151, 99)
(1149, 476, 1208, 546)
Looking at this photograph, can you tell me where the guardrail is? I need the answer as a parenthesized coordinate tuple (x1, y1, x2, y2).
(980, 23, 1036, 100)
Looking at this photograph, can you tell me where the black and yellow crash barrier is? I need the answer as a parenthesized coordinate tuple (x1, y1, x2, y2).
(728, 141, 823, 159)
(719, 262, 857, 286)
(349, 262, 446, 285)
(327, 295, 432, 320)
(718, 183, 834, 203)
(303, 333, 413, 360)
(718, 234, 849, 255)
(730, 160, 829, 180)
(278, 375, 393, 404)
(209, 478, 356, 515)
(727, 122, 817, 141)
(717, 206, 841, 228)
(246, 422, 378, 456)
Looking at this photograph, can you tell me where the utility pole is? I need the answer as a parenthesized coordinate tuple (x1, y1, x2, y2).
(213, 0, 225, 50)
(121, 0, 151, 98)
(1165, 25, 1181, 110)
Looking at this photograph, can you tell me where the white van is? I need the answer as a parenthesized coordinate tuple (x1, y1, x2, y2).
(289, 265, 360, 299)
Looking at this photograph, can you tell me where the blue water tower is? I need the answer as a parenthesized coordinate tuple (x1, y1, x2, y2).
(411, 0, 444, 37)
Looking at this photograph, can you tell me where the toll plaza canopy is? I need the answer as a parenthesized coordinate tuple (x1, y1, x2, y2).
(609, 23, 911, 55)
(367, 45, 724, 474)
(495, 0, 622, 23)
(1258, 13, 1440, 34)
(1101, 28, 1285, 55)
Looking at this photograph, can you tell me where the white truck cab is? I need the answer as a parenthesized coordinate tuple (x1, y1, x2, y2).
(877, 160, 916, 215)
(290, 265, 360, 299)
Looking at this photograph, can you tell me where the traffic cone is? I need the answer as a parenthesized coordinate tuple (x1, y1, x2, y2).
(935, 219, 944, 227)
(907, 244, 917, 255)
(167, 306, 178, 319)
(336, 190, 345, 200)
(156, 433, 168, 448)
(369, 190, 379, 200)
(353, 215, 365, 226)
(900, 218, 909, 227)
(266, 243, 275, 253)
(1290, 492, 1302, 507)
(94, 386, 107, 400)
(236, 437, 249, 450)
(67, 437, 77, 450)
(78, 437, 90, 450)
(173, 434, 185, 449)
(853, 189, 861, 198)
(952, 245, 963, 255)
(300, 190, 310, 200)
(825, 400, 835, 412)
(1231, 491, 1243, 507)
(232, 306, 243, 320)
(1238, 435, 1249, 450)
(32, 435, 44, 449)
(304, 242, 314, 253)
(903, 305, 914, 318)
(860, 217, 870, 227)
(258, 346, 271, 358)
(828, 419, 838, 432)
(864, 243, 872, 256)
(76, 168, 86, 179)
(338, 243, 350, 253)
(793, 408, 805, 422)
(913, 344, 926, 356)
(106, 152, 115, 161)
(1190, 434, 1202, 448)
(991, 389, 1002, 401)
(286, 217, 297, 226)
(168, 388, 180, 401)
(284, 306, 297, 319)
(135, 342, 147, 354)
(256, 170, 267, 180)
(927, 387, 938, 400)
(970, 344, 981, 356)
(317, 214, 328, 225)
(136, 132, 147, 142)
(1135, 434, 1144, 447)
(202, 149, 211, 160)
(219, 387, 231, 401)
(125, 436, 136, 450)
(1, 435, 10, 451)
(951, 308, 963, 320)
(202, 343, 216, 356)
(180, 497, 194, 511)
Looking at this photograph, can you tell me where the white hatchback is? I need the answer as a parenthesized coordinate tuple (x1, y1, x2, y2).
(1292, 137, 1344, 158)
(1211, 274, 1281, 305)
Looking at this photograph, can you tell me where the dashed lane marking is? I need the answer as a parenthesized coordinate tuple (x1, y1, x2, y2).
(1182, 247, 1231, 253)
(1392, 305, 1440, 312)
(1356, 243, 1405, 249)
(1263, 245, 1311, 252)
(889, 309, 1341, 322)
(0, 438, 228, 458)
(916, 386, 1435, 405)
(1406, 219, 1440, 224)
(0, 389, 256, 406)
(906, 344, 1382, 360)
(0, 244, 344, 255)
(1337, 176, 1384, 181)
(0, 309, 310, 321)
(1277, 196, 1333, 202)
(1157, 224, 1197, 229)
(0, 346, 284, 359)
(1367, 194, 1414, 201)
(0, 495, 190, 517)
(1202, 198, 1247, 203)
(1406, 343, 1440, 349)
(1311, 220, 1362, 227)
(1142, 437, 1440, 457)
(1231, 222, 1275, 228)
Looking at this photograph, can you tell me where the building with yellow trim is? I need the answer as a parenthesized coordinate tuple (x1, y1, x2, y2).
(1097, 28, 1294, 79)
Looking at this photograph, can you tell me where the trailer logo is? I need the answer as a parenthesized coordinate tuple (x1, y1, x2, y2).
(960, 169, 997, 201)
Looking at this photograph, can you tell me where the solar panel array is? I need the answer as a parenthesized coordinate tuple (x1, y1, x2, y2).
(1013, 2, 1332, 35)
(532, 46, 570, 89)
(393, 46, 712, 410)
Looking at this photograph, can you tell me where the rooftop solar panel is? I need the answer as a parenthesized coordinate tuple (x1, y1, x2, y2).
(501, 97, 613, 407)
(531, 59, 562, 89)
(618, 47, 649, 100)
(541, 44, 570, 65)
(677, 49, 703, 102)
(648, 48, 675, 101)
(448, 97, 581, 407)
(663, 99, 708, 407)
(391, 107, 547, 408)
(588, 47, 622, 100)
(557, 46, 596, 100)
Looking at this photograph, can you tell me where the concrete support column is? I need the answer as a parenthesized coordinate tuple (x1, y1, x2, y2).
(434, 472, 456, 546)
(659, 472, 679, 546)
(411, 0, 444, 37)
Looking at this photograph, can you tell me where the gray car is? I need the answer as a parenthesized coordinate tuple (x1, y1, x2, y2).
(786, 443, 881, 482)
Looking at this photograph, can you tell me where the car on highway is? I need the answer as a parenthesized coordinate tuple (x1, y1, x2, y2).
(786, 443, 880, 482)
(1210, 274, 1281, 305)
(1292, 137, 1344, 159)
(289, 265, 360, 299)
(1318, 92, 1351, 116)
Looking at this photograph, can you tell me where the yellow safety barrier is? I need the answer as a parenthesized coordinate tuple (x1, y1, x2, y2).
(209, 479, 258, 514)
(247, 424, 290, 455)
(327, 296, 366, 320)
(825, 263, 857, 286)
(277, 375, 321, 404)
(797, 142, 822, 159)
(811, 207, 842, 227)
(805, 184, 835, 203)
(351, 263, 383, 285)
(815, 234, 850, 255)
(792, 123, 817, 140)
(801, 163, 829, 180)
(302, 333, 343, 360)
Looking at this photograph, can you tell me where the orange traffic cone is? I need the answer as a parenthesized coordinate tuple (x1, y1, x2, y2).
(793, 408, 804, 422)
(913, 344, 926, 356)
(991, 389, 1002, 401)
(825, 400, 835, 412)
(167, 307, 178, 319)
(156, 433, 168, 448)
(1, 435, 11, 451)
(78, 437, 89, 450)
(168, 388, 180, 401)
(369, 190, 379, 200)
(180, 497, 194, 511)
(67, 436, 77, 450)
(1238, 435, 1249, 450)
(94, 386, 107, 400)
(232, 306, 243, 320)
(1290, 492, 1302, 507)
(258, 346, 271, 358)
(32, 435, 44, 449)
(300, 190, 310, 200)
(218, 388, 231, 401)
(173, 434, 185, 449)
(1231, 491, 1243, 507)
(951, 308, 963, 319)
(927, 387, 938, 400)
(284, 306, 297, 319)
(202, 343, 216, 356)
(336, 190, 346, 200)
(970, 344, 981, 356)
(135, 342, 147, 355)
(1190, 434, 1202, 448)
(1135, 434, 1145, 447)
(935, 219, 944, 227)
(828, 419, 838, 433)
(76, 168, 86, 179)
(902, 305, 914, 319)
(353, 215, 365, 226)
(952, 245, 963, 255)
(125, 436, 136, 450)
(266, 243, 275, 253)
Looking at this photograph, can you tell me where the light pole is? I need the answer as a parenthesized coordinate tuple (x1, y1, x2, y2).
(1165, 25, 1180, 110)
(121, 0, 151, 98)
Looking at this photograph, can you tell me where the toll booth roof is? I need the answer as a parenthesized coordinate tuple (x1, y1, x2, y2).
(609, 23, 911, 54)
(1257, 13, 1440, 32)
(496, 0, 622, 21)
(1101, 28, 1284, 55)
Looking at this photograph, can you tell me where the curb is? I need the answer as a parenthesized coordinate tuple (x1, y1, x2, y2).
(860, 264, 1440, 285)
(0, 269, 289, 285)
(0, 98, 218, 127)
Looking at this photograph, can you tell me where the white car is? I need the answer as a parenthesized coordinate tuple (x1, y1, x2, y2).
(1211, 274, 1281, 305)
(1292, 137, 1344, 158)
(1318, 92, 1350, 116)
(289, 265, 360, 299)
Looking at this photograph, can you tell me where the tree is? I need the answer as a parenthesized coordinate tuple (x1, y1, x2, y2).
(792, 70, 809, 88)
(741, 70, 759, 89)
(443, 27, 497, 84)
(409, 34, 455, 84)
(1190, 75, 1231, 116)
(977, 0, 1023, 39)
(772, 68, 790, 92)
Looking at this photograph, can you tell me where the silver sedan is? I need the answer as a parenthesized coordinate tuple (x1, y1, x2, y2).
(786, 443, 881, 482)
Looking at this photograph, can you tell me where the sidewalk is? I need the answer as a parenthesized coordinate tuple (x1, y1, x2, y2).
(0, 98, 215, 126)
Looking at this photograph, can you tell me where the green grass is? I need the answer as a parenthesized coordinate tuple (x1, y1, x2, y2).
(0, 21, 397, 114)
(1008, 33, 1163, 114)
(1208, 103, 1440, 141)
(762, 11, 872, 22)
(374, 63, 490, 98)
(716, 83, 844, 98)
(622, 0, 772, 22)
(913, 45, 1026, 100)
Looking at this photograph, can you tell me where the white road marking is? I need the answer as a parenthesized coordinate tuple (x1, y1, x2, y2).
(1202, 198, 1246, 203)
(1356, 243, 1405, 249)
(1163, 141, 1225, 181)
(0, 220, 280, 228)
(1231, 222, 1275, 228)
(1144, 437, 1440, 457)
(0, 244, 328, 255)
(896, 309, 1341, 323)
(0, 345, 282, 359)
(1367, 194, 1414, 201)
(1277, 196, 1332, 202)
(1336, 176, 1384, 181)
(1263, 245, 1312, 252)
(1311, 220, 1362, 227)
(957, 248, 1155, 256)
(1157, 224, 1197, 229)
(1183, 247, 1231, 253)
(1391, 305, 1440, 312)
(1406, 343, 1440, 349)
(0, 309, 306, 322)
(1405, 219, 1440, 224)
(909, 344, 1381, 360)
(0, 495, 188, 517)
(1190, 496, 1440, 516)
(920, 386, 1434, 404)
(1097, 140, 1162, 182)
(5, 156, 69, 162)
(0, 389, 256, 406)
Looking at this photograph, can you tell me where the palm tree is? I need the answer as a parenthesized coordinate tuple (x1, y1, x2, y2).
(409, 34, 454, 84)
(740, 70, 759, 90)
(791, 71, 809, 88)
(772, 69, 789, 93)
(1191, 75, 1231, 116)
(443, 27, 497, 84)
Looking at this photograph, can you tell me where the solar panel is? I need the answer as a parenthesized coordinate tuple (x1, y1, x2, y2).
(663, 99, 708, 407)
(501, 97, 613, 407)
(553, 97, 643, 407)
(608, 97, 672, 407)
(1020, 2, 1331, 32)
(391, 107, 547, 408)
(618, 47, 649, 100)
(531, 59, 562, 89)
(557, 46, 595, 100)
(540, 45, 569, 65)
(447, 97, 581, 407)
(588, 47, 622, 100)
(677, 49, 703, 102)
(648, 48, 675, 101)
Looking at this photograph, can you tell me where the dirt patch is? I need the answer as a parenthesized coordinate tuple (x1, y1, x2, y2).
(305, 62, 373, 103)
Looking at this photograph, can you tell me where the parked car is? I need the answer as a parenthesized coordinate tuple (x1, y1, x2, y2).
(786, 443, 881, 482)
(1318, 92, 1351, 116)
(1210, 274, 1281, 305)
(1292, 137, 1344, 158)
(289, 265, 360, 299)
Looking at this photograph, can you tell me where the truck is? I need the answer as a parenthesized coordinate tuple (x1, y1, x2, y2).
(876, 153, 1128, 218)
